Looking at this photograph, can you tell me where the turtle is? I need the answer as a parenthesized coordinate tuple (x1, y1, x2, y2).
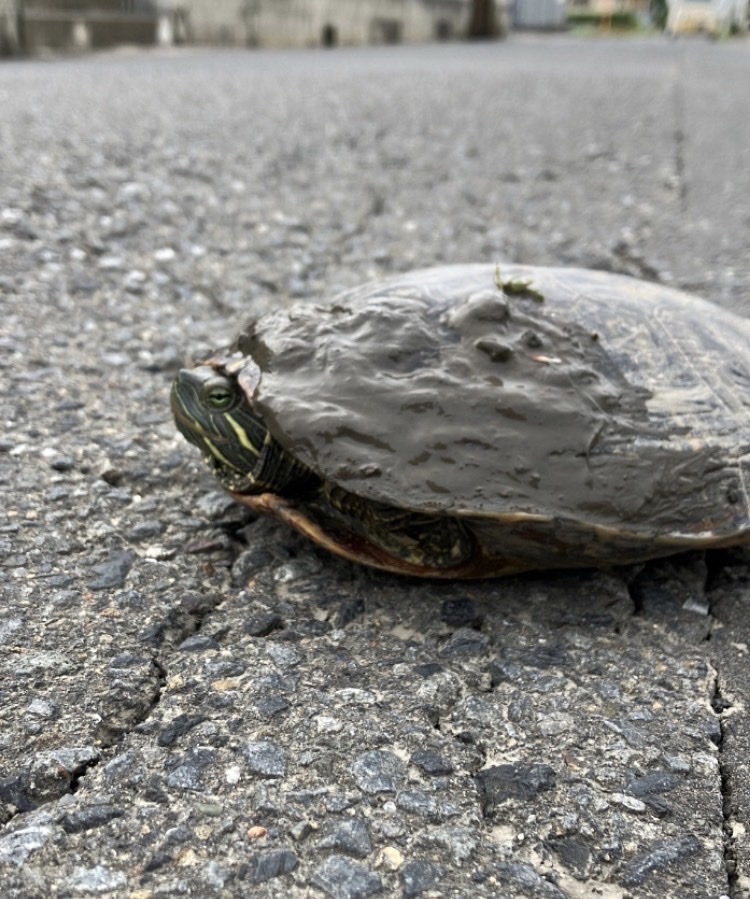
(171, 264, 750, 578)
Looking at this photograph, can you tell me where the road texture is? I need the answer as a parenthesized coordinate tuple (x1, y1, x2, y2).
(1, 35, 750, 898)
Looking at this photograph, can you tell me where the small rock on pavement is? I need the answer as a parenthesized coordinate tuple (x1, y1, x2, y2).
(400, 859, 442, 898)
(88, 549, 136, 590)
(59, 804, 124, 835)
(351, 750, 405, 794)
(242, 740, 287, 778)
(312, 854, 382, 899)
(0, 826, 55, 865)
(474, 762, 556, 817)
(410, 748, 454, 777)
(496, 862, 568, 898)
(67, 865, 128, 893)
(319, 817, 373, 858)
(249, 848, 299, 884)
(621, 835, 703, 887)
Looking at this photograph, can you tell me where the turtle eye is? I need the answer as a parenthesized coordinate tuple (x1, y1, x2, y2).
(202, 379, 236, 411)
(208, 388, 233, 409)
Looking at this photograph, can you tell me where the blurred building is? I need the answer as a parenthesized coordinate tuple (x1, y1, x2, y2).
(17, 1, 158, 53)
(511, 0, 566, 27)
(162, 0, 470, 47)
(566, 0, 650, 19)
(0, 0, 20, 53)
(6, 0, 472, 52)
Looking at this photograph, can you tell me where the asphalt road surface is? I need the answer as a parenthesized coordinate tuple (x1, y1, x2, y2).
(1, 34, 750, 898)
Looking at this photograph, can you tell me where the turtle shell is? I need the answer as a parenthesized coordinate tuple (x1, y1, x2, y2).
(234, 264, 750, 570)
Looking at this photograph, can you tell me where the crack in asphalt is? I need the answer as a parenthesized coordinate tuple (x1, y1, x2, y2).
(66, 757, 101, 797)
(0, 658, 166, 830)
(0, 584, 220, 833)
(706, 574, 738, 899)
(626, 556, 739, 896)
(671, 49, 688, 214)
(711, 662, 738, 898)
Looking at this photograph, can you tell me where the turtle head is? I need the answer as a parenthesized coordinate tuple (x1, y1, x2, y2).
(171, 360, 319, 497)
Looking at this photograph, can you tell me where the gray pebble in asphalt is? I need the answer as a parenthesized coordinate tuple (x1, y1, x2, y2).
(243, 740, 288, 778)
(621, 834, 703, 887)
(88, 548, 136, 590)
(351, 749, 406, 794)
(319, 817, 373, 859)
(312, 854, 383, 899)
(249, 848, 300, 884)
(399, 858, 442, 898)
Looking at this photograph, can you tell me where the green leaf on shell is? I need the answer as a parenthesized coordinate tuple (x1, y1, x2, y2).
(494, 265, 545, 302)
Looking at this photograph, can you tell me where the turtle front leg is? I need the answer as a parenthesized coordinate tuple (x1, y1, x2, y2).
(324, 486, 474, 571)
(233, 489, 477, 577)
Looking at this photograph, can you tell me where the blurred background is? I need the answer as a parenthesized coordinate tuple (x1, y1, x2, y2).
(1, 0, 747, 57)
